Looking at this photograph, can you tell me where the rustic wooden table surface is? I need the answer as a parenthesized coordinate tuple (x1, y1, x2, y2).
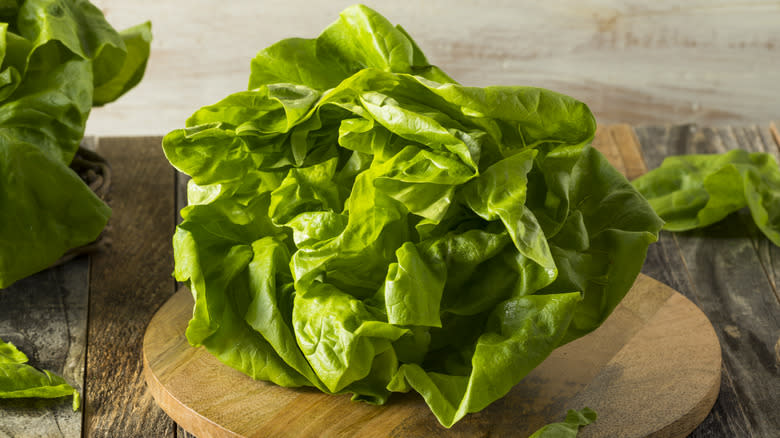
(2, 1, 780, 437)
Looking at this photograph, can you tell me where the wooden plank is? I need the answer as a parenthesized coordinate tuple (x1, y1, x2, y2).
(593, 124, 648, 181)
(593, 125, 628, 175)
(0, 136, 99, 438)
(635, 124, 780, 437)
(84, 136, 176, 437)
(609, 124, 647, 180)
(88, 0, 780, 136)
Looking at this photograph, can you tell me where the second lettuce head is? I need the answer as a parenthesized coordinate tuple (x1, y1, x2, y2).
(0, 0, 151, 288)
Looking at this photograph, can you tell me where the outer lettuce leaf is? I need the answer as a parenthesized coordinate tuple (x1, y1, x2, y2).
(16, 0, 125, 86)
(92, 21, 152, 106)
(536, 145, 663, 343)
(387, 292, 582, 426)
(632, 149, 780, 245)
(0, 0, 151, 288)
(173, 199, 314, 388)
(0, 56, 92, 164)
(0, 338, 80, 411)
(163, 4, 661, 428)
(248, 4, 454, 91)
(0, 140, 111, 288)
(244, 237, 325, 388)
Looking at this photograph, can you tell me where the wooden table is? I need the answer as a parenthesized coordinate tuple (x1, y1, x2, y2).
(0, 124, 778, 437)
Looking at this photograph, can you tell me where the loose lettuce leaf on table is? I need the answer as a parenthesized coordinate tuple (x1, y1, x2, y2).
(528, 407, 597, 438)
(163, 4, 662, 428)
(0, 0, 151, 288)
(633, 149, 780, 246)
(0, 338, 80, 411)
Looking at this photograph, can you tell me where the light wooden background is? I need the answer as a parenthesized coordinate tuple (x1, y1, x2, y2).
(87, 0, 780, 137)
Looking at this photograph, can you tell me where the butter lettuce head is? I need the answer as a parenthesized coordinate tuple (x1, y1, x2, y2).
(163, 4, 662, 428)
(0, 0, 151, 288)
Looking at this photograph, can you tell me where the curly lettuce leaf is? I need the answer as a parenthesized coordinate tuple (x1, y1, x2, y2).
(536, 145, 663, 343)
(0, 338, 80, 411)
(0, 0, 151, 288)
(633, 149, 780, 246)
(248, 4, 454, 91)
(0, 140, 111, 289)
(93, 21, 152, 106)
(163, 4, 661, 428)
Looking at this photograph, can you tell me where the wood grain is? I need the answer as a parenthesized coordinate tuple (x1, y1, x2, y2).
(0, 136, 97, 438)
(87, 0, 780, 137)
(84, 136, 176, 437)
(635, 125, 780, 437)
(144, 275, 720, 438)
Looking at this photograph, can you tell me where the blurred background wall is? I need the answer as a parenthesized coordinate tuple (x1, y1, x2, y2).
(87, 0, 780, 135)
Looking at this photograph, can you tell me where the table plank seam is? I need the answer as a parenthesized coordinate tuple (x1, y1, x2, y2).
(81, 136, 100, 437)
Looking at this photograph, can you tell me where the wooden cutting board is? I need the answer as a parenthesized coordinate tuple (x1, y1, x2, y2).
(142, 274, 721, 438)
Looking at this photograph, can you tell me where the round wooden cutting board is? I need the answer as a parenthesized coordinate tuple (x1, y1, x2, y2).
(142, 274, 721, 438)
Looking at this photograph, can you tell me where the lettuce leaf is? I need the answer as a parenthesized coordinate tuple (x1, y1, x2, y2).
(0, 0, 152, 288)
(528, 407, 597, 438)
(163, 4, 662, 427)
(632, 149, 780, 246)
(0, 337, 80, 411)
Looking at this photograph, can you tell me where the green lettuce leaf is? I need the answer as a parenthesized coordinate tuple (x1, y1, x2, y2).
(0, 337, 80, 411)
(163, 4, 662, 428)
(528, 407, 597, 438)
(93, 21, 152, 106)
(0, 140, 111, 289)
(248, 4, 454, 91)
(0, 0, 151, 288)
(633, 149, 780, 246)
